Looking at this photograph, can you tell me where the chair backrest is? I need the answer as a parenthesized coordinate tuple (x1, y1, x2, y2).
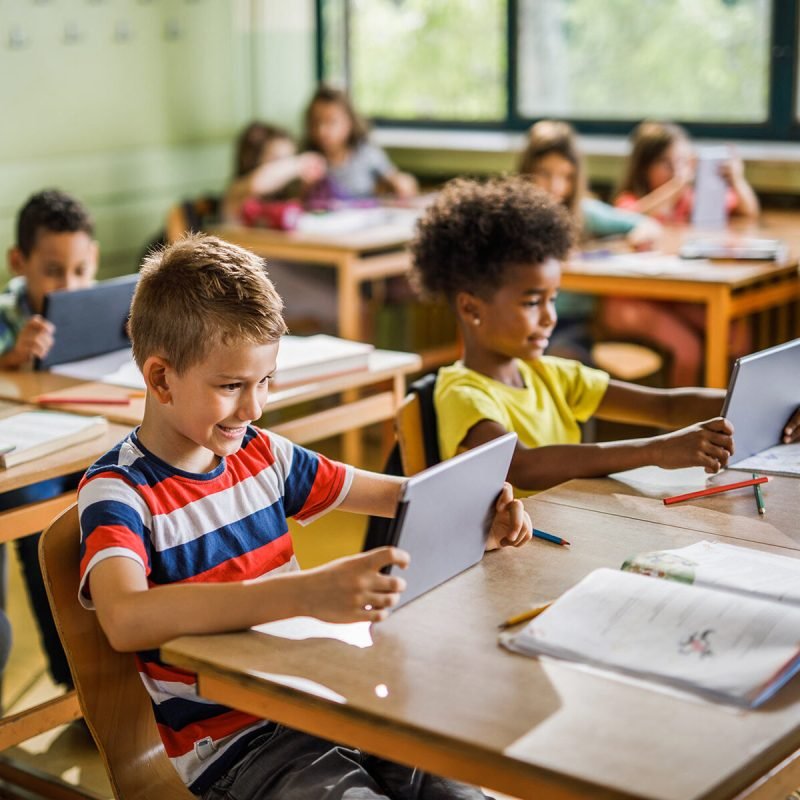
(396, 372, 440, 476)
(39, 505, 192, 800)
(165, 195, 221, 243)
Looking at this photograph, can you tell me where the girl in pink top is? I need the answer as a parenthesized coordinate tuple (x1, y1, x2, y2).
(601, 121, 759, 386)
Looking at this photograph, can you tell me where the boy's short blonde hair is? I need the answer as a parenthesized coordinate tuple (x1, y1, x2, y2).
(131, 234, 287, 373)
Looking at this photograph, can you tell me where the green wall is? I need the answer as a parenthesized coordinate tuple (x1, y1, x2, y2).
(0, 0, 317, 281)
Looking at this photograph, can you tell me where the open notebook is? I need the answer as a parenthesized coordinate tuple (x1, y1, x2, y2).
(501, 541, 800, 708)
(0, 410, 107, 468)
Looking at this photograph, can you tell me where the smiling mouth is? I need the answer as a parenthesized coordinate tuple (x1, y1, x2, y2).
(217, 424, 248, 437)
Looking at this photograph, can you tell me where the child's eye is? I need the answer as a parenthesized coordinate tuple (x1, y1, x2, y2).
(522, 299, 541, 307)
(221, 383, 241, 391)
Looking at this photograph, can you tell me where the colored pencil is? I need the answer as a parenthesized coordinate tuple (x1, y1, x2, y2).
(663, 475, 768, 506)
(35, 396, 131, 406)
(753, 473, 766, 516)
(498, 602, 553, 630)
(533, 529, 570, 547)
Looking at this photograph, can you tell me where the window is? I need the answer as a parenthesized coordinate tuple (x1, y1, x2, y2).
(317, 0, 798, 139)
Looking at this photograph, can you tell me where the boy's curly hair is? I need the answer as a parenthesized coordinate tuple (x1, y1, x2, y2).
(16, 189, 94, 257)
(411, 176, 574, 301)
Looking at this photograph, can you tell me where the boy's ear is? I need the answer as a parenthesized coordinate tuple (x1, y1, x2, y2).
(7, 247, 25, 277)
(455, 291, 483, 327)
(142, 355, 173, 404)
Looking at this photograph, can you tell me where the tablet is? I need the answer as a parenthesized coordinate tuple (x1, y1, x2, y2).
(37, 274, 139, 369)
(364, 432, 517, 609)
(721, 339, 800, 464)
(691, 147, 728, 230)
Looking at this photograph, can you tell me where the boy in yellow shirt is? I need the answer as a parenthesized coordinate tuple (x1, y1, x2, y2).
(411, 177, 800, 494)
(79, 234, 530, 798)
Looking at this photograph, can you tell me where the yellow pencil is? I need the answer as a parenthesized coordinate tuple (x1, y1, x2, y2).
(498, 601, 552, 630)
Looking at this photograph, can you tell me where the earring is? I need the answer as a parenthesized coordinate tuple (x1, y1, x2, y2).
(472, 318, 480, 326)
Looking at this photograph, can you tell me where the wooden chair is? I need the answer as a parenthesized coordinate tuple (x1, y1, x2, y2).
(590, 341, 664, 383)
(38, 504, 192, 800)
(395, 373, 440, 476)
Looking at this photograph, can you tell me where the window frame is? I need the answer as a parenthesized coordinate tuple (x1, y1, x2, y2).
(316, 0, 800, 141)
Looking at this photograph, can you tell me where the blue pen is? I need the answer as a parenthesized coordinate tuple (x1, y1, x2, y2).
(533, 529, 570, 547)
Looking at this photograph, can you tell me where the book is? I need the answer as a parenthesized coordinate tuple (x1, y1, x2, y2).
(727, 441, 800, 478)
(0, 410, 108, 468)
(272, 335, 373, 387)
(50, 347, 145, 390)
(500, 541, 800, 707)
(679, 237, 787, 261)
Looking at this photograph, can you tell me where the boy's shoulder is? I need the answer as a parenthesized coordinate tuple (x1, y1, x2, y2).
(0, 277, 30, 323)
(81, 431, 152, 489)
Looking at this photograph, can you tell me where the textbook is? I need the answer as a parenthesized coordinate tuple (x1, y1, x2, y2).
(272, 335, 373, 387)
(500, 541, 800, 707)
(679, 237, 787, 261)
(727, 442, 800, 478)
(0, 410, 108, 468)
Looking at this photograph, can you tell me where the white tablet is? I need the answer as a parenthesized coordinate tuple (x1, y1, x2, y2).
(722, 339, 800, 464)
(365, 432, 517, 609)
(691, 146, 729, 230)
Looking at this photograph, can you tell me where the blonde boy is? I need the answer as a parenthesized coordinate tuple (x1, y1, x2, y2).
(78, 234, 529, 799)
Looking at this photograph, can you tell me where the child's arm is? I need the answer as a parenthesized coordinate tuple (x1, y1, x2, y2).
(88, 545, 410, 652)
(380, 170, 419, 200)
(595, 380, 725, 429)
(719, 151, 760, 218)
(224, 154, 327, 220)
(0, 316, 54, 369)
(459, 413, 734, 492)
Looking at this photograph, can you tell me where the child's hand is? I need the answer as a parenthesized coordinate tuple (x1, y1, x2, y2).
(306, 546, 409, 623)
(486, 482, 532, 551)
(626, 218, 662, 251)
(783, 408, 800, 443)
(296, 152, 327, 184)
(653, 417, 734, 474)
(11, 316, 55, 365)
(719, 148, 745, 186)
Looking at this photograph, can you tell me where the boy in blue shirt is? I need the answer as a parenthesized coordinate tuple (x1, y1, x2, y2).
(80, 233, 530, 798)
(0, 189, 99, 686)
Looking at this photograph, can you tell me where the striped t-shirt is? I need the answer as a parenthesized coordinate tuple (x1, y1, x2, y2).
(77, 426, 353, 795)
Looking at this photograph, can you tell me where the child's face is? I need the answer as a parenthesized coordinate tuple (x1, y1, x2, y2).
(467, 259, 561, 361)
(309, 101, 352, 156)
(261, 137, 296, 165)
(529, 153, 576, 205)
(646, 140, 692, 190)
(9, 229, 98, 315)
(154, 338, 280, 474)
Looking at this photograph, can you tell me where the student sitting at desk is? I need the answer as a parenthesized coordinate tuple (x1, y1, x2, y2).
(79, 234, 530, 799)
(222, 121, 326, 223)
(412, 176, 743, 494)
(517, 119, 660, 362)
(603, 120, 759, 385)
(0, 189, 99, 688)
(303, 84, 418, 203)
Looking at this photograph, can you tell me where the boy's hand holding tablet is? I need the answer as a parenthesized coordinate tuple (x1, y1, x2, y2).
(651, 416, 734, 474)
(486, 482, 532, 550)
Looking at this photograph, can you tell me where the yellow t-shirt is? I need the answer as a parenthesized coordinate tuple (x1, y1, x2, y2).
(435, 356, 610, 463)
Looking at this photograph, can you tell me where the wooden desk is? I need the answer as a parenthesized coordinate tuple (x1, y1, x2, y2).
(1, 351, 422, 466)
(211, 222, 414, 341)
(162, 504, 800, 800)
(562, 248, 800, 389)
(530, 469, 800, 552)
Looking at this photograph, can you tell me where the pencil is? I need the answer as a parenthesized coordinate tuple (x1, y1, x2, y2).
(35, 396, 131, 406)
(753, 473, 766, 516)
(662, 475, 768, 506)
(533, 529, 570, 547)
(498, 602, 553, 630)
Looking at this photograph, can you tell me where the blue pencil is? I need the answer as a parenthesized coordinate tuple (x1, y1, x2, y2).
(533, 529, 570, 547)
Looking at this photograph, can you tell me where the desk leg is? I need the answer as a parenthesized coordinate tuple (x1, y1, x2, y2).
(705, 288, 732, 388)
(336, 255, 364, 465)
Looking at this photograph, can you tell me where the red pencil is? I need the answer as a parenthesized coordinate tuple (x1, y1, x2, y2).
(663, 475, 769, 506)
(36, 396, 131, 406)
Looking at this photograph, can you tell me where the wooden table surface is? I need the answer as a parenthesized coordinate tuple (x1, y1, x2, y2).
(162, 501, 800, 800)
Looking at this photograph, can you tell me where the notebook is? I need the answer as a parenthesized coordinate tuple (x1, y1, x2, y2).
(272, 335, 374, 387)
(679, 237, 787, 261)
(0, 410, 108, 468)
(501, 541, 800, 708)
(720, 338, 800, 465)
(37, 274, 138, 369)
(691, 147, 729, 230)
(363, 432, 517, 609)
